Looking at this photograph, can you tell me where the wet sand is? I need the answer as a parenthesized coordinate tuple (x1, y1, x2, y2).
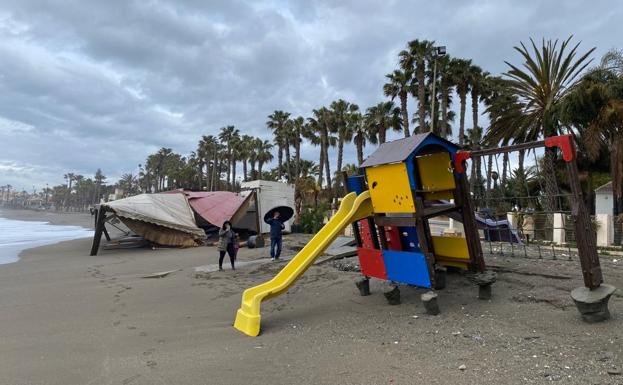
(1, 209, 622, 384)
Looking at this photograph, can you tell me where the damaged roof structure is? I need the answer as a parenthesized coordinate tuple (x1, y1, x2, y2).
(89, 189, 261, 255)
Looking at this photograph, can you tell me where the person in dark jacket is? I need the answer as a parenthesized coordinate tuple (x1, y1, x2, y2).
(265, 211, 285, 260)
(218, 221, 236, 270)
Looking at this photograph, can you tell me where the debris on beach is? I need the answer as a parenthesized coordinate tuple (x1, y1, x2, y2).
(141, 269, 180, 278)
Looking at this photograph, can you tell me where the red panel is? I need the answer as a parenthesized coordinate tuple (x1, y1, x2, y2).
(357, 248, 387, 280)
(384, 226, 403, 251)
(358, 220, 376, 249)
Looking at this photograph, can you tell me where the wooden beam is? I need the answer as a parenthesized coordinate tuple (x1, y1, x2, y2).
(90, 207, 107, 256)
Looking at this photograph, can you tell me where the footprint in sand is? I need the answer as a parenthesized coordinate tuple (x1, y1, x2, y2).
(113, 321, 121, 326)
(122, 374, 141, 385)
(142, 348, 156, 356)
(146, 360, 157, 368)
(127, 326, 137, 330)
(139, 331, 148, 337)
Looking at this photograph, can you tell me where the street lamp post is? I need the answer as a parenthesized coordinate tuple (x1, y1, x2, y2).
(430, 46, 447, 134)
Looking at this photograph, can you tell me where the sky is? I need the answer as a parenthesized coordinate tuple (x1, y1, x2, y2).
(0, 0, 621, 191)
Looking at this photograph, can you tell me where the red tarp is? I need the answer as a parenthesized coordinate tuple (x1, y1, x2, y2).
(180, 191, 246, 227)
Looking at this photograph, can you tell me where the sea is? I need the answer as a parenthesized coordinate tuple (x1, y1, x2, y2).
(0, 214, 93, 265)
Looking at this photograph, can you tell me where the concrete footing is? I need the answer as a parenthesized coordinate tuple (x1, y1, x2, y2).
(470, 271, 497, 300)
(421, 291, 440, 315)
(383, 285, 401, 305)
(434, 267, 447, 290)
(355, 278, 370, 296)
(571, 284, 616, 323)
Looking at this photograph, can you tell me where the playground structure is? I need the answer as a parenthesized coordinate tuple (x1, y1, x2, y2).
(233, 133, 616, 337)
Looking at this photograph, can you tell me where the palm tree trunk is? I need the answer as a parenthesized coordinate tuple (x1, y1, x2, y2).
(277, 145, 283, 178)
(440, 84, 449, 138)
(232, 159, 237, 190)
(612, 136, 623, 244)
(400, 92, 409, 137)
(502, 152, 509, 184)
(285, 137, 292, 180)
(486, 155, 493, 193)
(258, 161, 264, 178)
(323, 134, 331, 189)
(356, 136, 364, 166)
(250, 160, 256, 180)
(337, 139, 344, 177)
(317, 141, 325, 186)
(459, 90, 467, 146)
(226, 148, 232, 187)
(417, 61, 426, 133)
(471, 88, 479, 131)
(295, 139, 301, 181)
(379, 123, 387, 144)
(542, 147, 559, 213)
(242, 159, 248, 182)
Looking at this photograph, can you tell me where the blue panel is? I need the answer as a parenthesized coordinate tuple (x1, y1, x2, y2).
(346, 175, 366, 195)
(398, 226, 420, 252)
(406, 153, 418, 190)
(382, 250, 431, 288)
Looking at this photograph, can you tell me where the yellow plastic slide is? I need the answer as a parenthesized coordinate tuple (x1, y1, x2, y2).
(234, 191, 373, 336)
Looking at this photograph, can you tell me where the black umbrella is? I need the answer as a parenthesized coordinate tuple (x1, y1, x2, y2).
(264, 206, 294, 223)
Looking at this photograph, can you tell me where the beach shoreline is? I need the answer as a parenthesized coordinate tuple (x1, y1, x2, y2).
(0, 209, 621, 384)
(0, 207, 95, 228)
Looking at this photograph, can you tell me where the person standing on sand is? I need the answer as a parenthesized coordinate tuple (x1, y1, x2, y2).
(218, 221, 236, 270)
(265, 211, 285, 261)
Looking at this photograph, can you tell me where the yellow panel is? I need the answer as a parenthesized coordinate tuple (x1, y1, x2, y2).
(424, 190, 455, 201)
(432, 236, 470, 269)
(432, 236, 469, 259)
(417, 152, 456, 193)
(365, 163, 415, 213)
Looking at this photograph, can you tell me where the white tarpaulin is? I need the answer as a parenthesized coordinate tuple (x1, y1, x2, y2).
(103, 194, 206, 241)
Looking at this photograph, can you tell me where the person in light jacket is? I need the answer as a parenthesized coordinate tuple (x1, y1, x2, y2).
(218, 221, 236, 270)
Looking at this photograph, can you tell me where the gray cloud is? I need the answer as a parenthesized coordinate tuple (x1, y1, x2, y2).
(0, 0, 621, 190)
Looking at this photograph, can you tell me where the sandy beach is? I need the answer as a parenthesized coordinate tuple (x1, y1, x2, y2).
(0, 209, 622, 385)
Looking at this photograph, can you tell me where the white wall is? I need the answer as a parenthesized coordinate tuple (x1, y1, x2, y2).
(596, 193, 612, 215)
(240, 180, 295, 234)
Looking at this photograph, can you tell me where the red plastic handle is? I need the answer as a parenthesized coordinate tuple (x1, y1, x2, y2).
(544, 134, 576, 162)
(453, 151, 471, 174)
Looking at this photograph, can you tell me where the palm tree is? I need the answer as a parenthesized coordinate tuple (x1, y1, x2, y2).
(248, 137, 262, 180)
(330, 100, 357, 189)
(463, 126, 484, 199)
(256, 140, 274, 178)
(504, 36, 595, 212)
(450, 58, 473, 146)
(400, 39, 435, 133)
(562, 49, 623, 240)
(238, 135, 254, 182)
(352, 111, 377, 165)
(267, 111, 291, 179)
(436, 55, 455, 138)
(218, 125, 240, 190)
(230, 135, 242, 190)
(288, 117, 306, 181)
(365, 101, 402, 144)
(307, 107, 336, 188)
(198, 135, 219, 190)
(383, 69, 413, 137)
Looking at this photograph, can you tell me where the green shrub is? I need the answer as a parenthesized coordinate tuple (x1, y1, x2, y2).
(299, 203, 330, 234)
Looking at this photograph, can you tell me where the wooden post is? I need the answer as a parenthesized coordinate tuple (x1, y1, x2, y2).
(414, 197, 436, 288)
(566, 158, 603, 288)
(456, 172, 486, 272)
(90, 207, 107, 256)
